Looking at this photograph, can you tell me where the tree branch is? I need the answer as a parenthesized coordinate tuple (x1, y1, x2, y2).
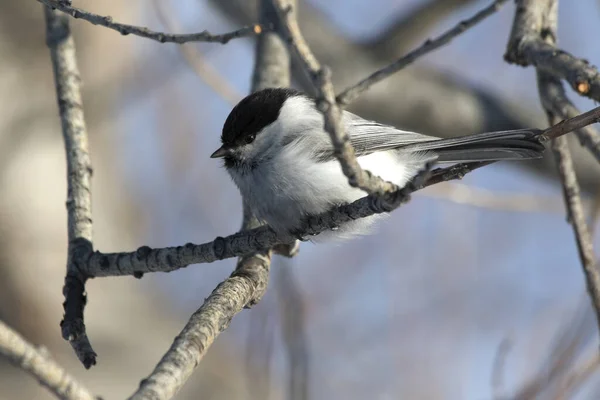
(0, 320, 96, 400)
(505, 0, 600, 102)
(362, 0, 479, 59)
(336, 0, 509, 106)
(529, 0, 600, 335)
(43, 5, 97, 369)
(49, 100, 600, 281)
(128, 1, 293, 398)
(38, 0, 263, 44)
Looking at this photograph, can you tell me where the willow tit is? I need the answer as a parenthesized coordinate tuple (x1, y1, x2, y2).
(211, 88, 544, 241)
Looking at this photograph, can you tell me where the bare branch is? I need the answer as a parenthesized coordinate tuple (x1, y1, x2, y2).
(505, 0, 600, 102)
(336, 0, 509, 106)
(542, 105, 600, 142)
(531, 0, 600, 336)
(0, 321, 95, 400)
(43, 5, 96, 369)
(38, 0, 263, 45)
(126, 257, 270, 400)
(38, 105, 600, 283)
(270, 0, 396, 196)
(128, 1, 293, 398)
(533, 72, 600, 162)
(363, 0, 480, 59)
(57, 163, 431, 280)
(549, 128, 600, 328)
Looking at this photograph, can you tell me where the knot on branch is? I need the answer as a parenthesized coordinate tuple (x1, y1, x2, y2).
(135, 245, 152, 260)
(213, 236, 226, 260)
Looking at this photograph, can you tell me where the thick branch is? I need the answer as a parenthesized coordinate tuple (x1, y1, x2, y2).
(128, 1, 293, 398)
(0, 321, 95, 400)
(43, 5, 96, 369)
(505, 0, 600, 102)
(336, 0, 509, 106)
(38, 0, 262, 44)
(127, 259, 269, 400)
(68, 164, 433, 278)
(61, 102, 600, 278)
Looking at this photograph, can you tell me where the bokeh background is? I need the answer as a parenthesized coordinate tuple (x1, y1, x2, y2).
(1, 0, 600, 398)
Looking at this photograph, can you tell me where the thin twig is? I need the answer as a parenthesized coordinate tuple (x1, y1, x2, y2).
(0, 320, 96, 400)
(509, 305, 595, 400)
(364, 0, 485, 58)
(537, 86, 600, 162)
(151, 0, 243, 105)
(38, 0, 263, 45)
(43, 5, 97, 369)
(271, 0, 395, 196)
(336, 0, 510, 106)
(541, 102, 600, 141)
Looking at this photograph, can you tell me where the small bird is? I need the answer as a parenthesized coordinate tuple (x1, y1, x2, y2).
(211, 88, 544, 240)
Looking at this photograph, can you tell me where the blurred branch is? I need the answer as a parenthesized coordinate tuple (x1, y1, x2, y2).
(151, 0, 242, 105)
(591, 191, 600, 235)
(421, 183, 573, 213)
(128, 1, 293, 398)
(510, 306, 596, 399)
(505, 0, 600, 103)
(247, 0, 299, 257)
(43, 5, 96, 369)
(363, 0, 479, 58)
(556, 352, 600, 399)
(245, 301, 275, 399)
(0, 321, 95, 400)
(336, 0, 509, 106)
(276, 266, 309, 400)
(491, 337, 512, 399)
(549, 127, 600, 330)
(272, 0, 396, 196)
(531, 0, 600, 335)
(38, 0, 263, 44)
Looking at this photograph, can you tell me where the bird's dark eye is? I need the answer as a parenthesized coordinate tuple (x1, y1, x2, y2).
(245, 134, 256, 144)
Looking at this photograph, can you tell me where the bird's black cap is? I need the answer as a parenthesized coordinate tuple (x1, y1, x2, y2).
(220, 87, 302, 147)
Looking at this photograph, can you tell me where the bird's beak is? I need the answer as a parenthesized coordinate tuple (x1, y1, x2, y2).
(210, 146, 231, 159)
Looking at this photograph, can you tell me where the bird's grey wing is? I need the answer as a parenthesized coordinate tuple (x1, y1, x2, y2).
(344, 112, 436, 157)
(343, 112, 544, 163)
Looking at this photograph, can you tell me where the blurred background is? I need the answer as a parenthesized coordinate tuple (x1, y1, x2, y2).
(1, 0, 600, 398)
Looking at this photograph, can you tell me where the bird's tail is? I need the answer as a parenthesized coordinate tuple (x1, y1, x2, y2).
(401, 128, 546, 163)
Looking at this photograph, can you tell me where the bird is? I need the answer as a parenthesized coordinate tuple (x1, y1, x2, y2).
(211, 87, 545, 241)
